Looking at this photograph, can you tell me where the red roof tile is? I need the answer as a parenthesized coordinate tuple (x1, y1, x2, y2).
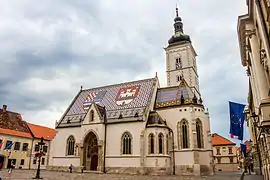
(27, 123, 56, 141)
(212, 133, 236, 146)
(0, 127, 32, 138)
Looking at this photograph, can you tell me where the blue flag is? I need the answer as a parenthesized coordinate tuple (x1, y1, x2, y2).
(240, 143, 247, 157)
(229, 101, 246, 141)
(4, 142, 14, 150)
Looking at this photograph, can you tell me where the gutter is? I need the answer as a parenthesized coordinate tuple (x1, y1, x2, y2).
(168, 127, 175, 175)
(103, 106, 107, 173)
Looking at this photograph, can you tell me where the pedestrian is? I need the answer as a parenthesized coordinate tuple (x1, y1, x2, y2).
(8, 160, 15, 174)
(246, 157, 251, 175)
(69, 164, 73, 173)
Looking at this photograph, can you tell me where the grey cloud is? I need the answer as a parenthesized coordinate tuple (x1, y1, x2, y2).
(0, 0, 249, 142)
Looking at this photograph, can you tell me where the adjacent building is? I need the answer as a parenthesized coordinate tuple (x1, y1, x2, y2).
(0, 105, 56, 169)
(237, 0, 270, 178)
(27, 123, 56, 169)
(212, 133, 238, 172)
(49, 7, 213, 176)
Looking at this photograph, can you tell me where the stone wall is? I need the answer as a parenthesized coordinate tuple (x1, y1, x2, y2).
(215, 163, 238, 172)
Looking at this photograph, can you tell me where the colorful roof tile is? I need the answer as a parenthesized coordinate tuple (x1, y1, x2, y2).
(27, 123, 56, 141)
(146, 111, 167, 127)
(155, 78, 202, 108)
(57, 78, 157, 127)
(211, 133, 236, 146)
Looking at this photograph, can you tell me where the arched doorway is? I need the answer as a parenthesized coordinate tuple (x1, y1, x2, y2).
(83, 131, 98, 171)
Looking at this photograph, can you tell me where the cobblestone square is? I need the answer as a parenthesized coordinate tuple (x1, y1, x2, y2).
(0, 170, 242, 180)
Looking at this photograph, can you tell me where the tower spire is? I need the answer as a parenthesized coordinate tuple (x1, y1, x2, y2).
(176, 4, 179, 17)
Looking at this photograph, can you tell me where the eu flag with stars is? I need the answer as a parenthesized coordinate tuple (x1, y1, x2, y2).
(229, 101, 246, 141)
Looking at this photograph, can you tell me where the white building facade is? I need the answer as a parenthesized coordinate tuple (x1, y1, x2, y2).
(48, 8, 213, 176)
(238, 0, 270, 178)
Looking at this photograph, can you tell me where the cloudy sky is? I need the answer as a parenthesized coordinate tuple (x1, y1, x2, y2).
(0, 1, 249, 142)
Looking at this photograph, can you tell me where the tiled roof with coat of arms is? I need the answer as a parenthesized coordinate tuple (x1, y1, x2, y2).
(56, 77, 158, 127)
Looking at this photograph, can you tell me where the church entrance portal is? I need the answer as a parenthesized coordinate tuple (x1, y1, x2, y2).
(83, 132, 98, 171)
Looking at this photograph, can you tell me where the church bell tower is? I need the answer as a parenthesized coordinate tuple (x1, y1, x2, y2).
(165, 7, 201, 98)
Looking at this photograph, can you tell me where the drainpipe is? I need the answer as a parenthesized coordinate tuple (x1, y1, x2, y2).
(168, 127, 175, 175)
(29, 138, 34, 170)
(103, 106, 107, 173)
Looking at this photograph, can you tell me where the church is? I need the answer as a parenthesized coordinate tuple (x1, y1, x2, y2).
(48, 7, 213, 176)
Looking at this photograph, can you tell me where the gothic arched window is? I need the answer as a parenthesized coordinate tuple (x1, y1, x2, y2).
(158, 133, 164, 154)
(178, 120, 189, 149)
(66, 135, 75, 156)
(148, 133, 155, 154)
(90, 110, 94, 122)
(121, 132, 132, 154)
(196, 119, 204, 148)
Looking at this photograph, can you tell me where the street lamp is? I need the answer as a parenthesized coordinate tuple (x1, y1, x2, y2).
(250, 113, 263, 175)
(33, 137, 45, 179)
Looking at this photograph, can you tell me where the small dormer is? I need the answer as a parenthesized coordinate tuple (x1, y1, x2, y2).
(82, 101, 106, 124)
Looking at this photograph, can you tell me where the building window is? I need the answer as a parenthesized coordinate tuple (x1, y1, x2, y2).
(149, 133, 155, 154)
(158, 133, 164, 154)
(228, 147, 233, 154)
(20, 159, 25, 165)
(33, 159, 37, 164)
(43, 145, 48, 153)
(216, 148, 221, 155)
(175, 57, 182, 69)
(121, 132, 132, 155)
(178, 120, 189, 149)
(217, 157, 221, 164)
(41, 158, 45, 165)
(176, 75, 182, 82)
(196, 119, 204, 148)
(14, 142, 21, 151)
(66, 135, 75, 156)
(34, 144, 40, 152)
(5, 141, 12, 148)
(229, 157, 234, 163)
(90, 110, 94, 122)
(22, 143, 28, 151)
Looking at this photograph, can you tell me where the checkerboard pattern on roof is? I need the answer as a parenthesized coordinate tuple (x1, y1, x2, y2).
(155, 83, 195, 108)
(65, 78, 155, 117)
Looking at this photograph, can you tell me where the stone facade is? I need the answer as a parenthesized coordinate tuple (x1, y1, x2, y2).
(237, 0, 270, 179)
(49, 7, 213, 176)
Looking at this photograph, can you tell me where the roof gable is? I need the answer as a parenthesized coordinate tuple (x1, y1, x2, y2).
(155, 78, 202, 108)
(57, 78, 157, 127)
(211, 133, 236, 146)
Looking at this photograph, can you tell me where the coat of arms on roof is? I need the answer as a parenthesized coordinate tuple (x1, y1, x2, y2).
(83, 90, 107, 110)
(115, 85, 141, 106)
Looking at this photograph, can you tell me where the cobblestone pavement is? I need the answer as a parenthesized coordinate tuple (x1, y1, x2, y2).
(0, 170, 242, 180)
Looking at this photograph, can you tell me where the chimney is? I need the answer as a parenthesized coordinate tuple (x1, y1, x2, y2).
(2, 105, 7, 112)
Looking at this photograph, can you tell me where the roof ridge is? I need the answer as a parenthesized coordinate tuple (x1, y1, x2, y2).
(81, 77, 156, 92)
(27, 122, 55, 130)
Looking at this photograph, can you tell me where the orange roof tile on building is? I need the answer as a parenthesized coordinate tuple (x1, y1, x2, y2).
(211, 133, 236, 146)
(27, 123, 56, 141)
(0, 127, 32, 139)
